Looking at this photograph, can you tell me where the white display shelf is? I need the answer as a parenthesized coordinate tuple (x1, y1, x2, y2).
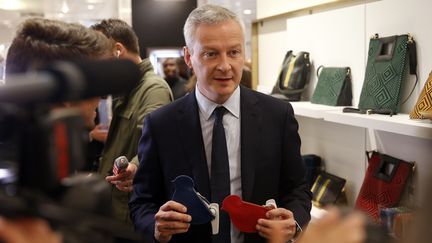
(291, 101, 346, 119)
(324, 111, 432, 139)
(291, 102, 432, 139)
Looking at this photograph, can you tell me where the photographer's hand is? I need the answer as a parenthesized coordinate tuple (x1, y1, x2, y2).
(154, 201, 191, 243)
(256, 208, 297, 241)
(0, 217, 62, 243)
(275, 208, 366, 243)
(106, 163, 137, 192)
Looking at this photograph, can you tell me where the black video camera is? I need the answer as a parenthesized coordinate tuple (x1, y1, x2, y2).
(0, 59, 142, 243)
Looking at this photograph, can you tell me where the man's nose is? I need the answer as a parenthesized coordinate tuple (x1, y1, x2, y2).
(216, 54, 232, 72)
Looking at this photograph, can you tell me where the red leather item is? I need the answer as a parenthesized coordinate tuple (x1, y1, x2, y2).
(355, 151, 414, 222)
(222, 195, 270, 233)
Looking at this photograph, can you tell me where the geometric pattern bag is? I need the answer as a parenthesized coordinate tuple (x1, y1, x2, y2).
(311, 66, 352, 106)
(409, 71, 432, 119)
(358, 34, 417, 114)
(355, 151, 415, 222)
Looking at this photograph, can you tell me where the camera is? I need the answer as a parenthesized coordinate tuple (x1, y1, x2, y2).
(0, 59, 143, 243)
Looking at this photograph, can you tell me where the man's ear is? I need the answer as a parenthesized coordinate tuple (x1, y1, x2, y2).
(183, 46, 193, 69)
(114, 42, 125, 57)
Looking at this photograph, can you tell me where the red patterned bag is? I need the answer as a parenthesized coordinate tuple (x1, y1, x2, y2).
(355, 151, 414, 221)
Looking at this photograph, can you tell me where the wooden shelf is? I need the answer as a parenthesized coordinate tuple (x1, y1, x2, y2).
(292, 102, 432, 139)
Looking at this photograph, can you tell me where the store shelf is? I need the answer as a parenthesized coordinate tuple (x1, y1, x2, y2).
(324, 111, 432, 139)
(291, 102, 432, 139)
(291, 101, 348, 119)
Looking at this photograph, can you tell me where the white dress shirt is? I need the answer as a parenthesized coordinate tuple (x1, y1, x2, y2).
(195, 85, 243, 243)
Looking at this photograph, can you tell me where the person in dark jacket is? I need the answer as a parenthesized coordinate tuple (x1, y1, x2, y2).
(130, 4, 311, 243)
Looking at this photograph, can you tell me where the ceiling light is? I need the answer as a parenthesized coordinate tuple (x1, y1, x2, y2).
(61, 0, 69, 14)
(87, 4, 94, 10)
(243, 9, 252, 15)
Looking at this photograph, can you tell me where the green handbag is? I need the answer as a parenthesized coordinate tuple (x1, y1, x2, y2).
(311, 66, 352, 106)
(357, 34, 417, 114)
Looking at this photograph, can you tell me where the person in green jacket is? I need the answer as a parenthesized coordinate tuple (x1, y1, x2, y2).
(90, 19, 173, 241)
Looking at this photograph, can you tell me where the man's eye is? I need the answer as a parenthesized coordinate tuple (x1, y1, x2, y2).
(229, 50, 241, 57)
(204, 52, 216, 58)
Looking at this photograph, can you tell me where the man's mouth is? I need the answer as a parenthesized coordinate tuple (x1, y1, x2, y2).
(214, 77, 232, 81)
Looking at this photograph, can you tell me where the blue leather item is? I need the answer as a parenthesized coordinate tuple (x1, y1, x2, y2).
(171, 175, 214, 224)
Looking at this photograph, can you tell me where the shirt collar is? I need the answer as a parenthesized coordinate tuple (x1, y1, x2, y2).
(195, 84, 240, 120)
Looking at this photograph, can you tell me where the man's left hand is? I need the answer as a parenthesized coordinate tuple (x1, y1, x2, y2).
(256, 208, 297, 241)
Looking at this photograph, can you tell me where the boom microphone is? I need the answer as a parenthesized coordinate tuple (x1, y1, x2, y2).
(0, 59, 141, 103)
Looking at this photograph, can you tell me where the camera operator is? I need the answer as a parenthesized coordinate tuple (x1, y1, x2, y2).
(5, 18, 113, 128)
(0, 18, 113, 243)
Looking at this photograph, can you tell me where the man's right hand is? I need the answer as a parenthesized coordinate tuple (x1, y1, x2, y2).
(154, 201, 192, 243)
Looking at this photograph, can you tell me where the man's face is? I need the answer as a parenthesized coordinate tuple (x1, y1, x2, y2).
(163, 58, 177, 79)
(185, 19, 245, 104)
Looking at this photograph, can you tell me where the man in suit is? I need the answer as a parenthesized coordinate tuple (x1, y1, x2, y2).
(129, 4, 312, 243)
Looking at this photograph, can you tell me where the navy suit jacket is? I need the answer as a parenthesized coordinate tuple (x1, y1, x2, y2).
(129, 86, 312, 243)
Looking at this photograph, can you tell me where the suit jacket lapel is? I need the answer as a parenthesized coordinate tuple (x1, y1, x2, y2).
(177, 91, 211, 199)
(240, 87, 262, 201)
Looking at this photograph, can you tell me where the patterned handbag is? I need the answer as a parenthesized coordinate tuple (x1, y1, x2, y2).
(271, 50, 311, 101)
(311, 66, 352, 106)
(355, 151, 415, 222)
(409, 71, 432, 119)
(357, 33, 417, 114)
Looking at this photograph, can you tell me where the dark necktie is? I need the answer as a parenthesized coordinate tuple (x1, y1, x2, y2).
(211, 106, 231, 243)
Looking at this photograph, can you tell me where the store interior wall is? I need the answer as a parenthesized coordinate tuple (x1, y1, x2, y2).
(257, 0, 432, 205)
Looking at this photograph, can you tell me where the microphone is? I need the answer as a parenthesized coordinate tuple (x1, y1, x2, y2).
(113, 156, 129, 175)
(0, 59, 141, 104)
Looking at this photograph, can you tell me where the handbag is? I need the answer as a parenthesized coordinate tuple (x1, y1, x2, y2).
(409, 71, 432, 119)
(311, 171, 346, 207)
(311, 66, 352, 106)
(355, 151, 415, 222)
(302, 154, 322, 188)
(271, 50, 311, 101)
(356, 33, 417, 115)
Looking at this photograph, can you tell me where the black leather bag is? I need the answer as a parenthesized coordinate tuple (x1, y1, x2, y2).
(302, 154, 322, 188)
(271, 51, 311, 101)
(311, 171, 346, 207)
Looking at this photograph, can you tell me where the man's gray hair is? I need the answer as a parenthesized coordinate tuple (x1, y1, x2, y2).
(183, 4, 245, 50)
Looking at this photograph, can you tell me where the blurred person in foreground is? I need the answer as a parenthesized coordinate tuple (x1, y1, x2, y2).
(0, 217, 62, 243)
(1, 17, 113, 243)
(90, 18, 173, 242)
(130, 4, 311, 243)
(5, 18, 112, 128)
(268, 208, 366, 243)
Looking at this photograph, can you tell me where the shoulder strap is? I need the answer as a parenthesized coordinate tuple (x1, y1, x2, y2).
(401, 35, 418, 104)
